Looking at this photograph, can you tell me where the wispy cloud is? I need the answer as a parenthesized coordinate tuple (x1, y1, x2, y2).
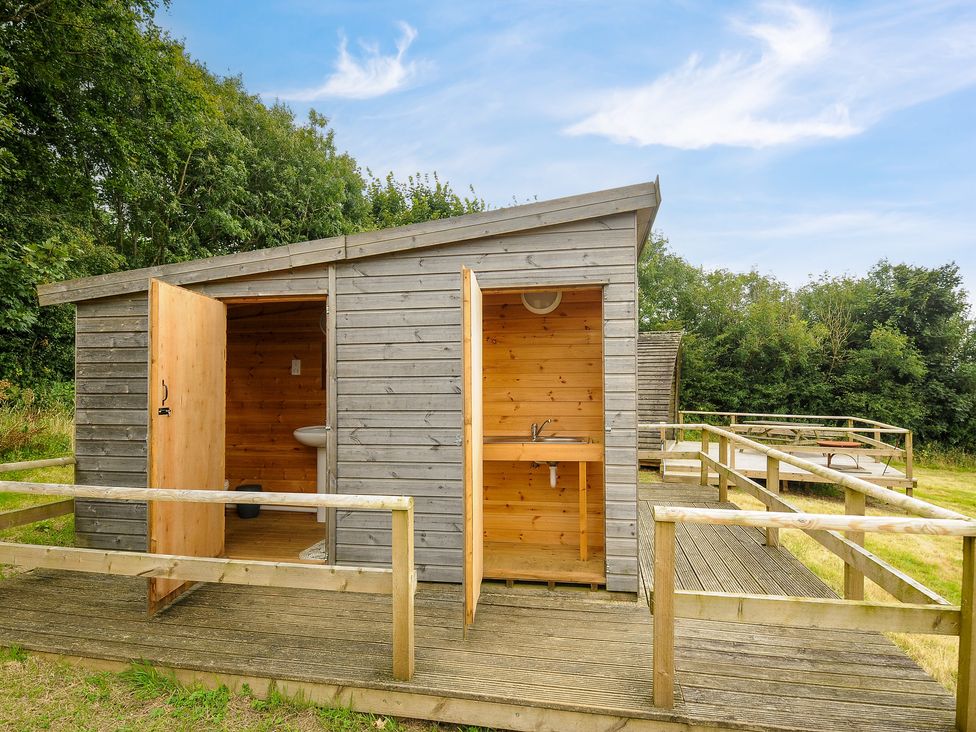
(276, 21, 419, 101)
(566, 1, 976, 149)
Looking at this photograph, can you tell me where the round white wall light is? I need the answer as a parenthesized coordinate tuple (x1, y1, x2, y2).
(521, 290, 562, 315)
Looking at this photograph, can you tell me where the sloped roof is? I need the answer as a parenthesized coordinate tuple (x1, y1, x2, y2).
(37, 179, 660, 306)
(638, 330, 683, 450)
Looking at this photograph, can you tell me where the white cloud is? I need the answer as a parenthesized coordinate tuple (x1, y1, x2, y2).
(277, 21, 418, 101)
(566, 1, 976, 149)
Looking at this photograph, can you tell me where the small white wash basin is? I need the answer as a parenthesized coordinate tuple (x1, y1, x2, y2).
(293, 425, 331, 448)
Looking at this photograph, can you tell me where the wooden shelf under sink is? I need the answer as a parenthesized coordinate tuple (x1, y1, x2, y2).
(482, 441, 604, 462)
(483, 542, 606, 585)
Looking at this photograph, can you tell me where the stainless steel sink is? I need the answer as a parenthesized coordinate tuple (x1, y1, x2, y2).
(484, 435, 590, 444)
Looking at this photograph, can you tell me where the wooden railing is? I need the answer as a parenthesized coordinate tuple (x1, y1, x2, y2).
(648, 422, 964, 605)
(0, 456, 76, 474)
(643, 423, 976, 729)
(0, 457, 77, 529)
(650, 507, 976, 731)
(0, 476, 417, 681)
(675, 410, 914, 484)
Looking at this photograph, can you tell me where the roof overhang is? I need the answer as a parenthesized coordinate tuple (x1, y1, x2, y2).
(37, 179, 661, 306)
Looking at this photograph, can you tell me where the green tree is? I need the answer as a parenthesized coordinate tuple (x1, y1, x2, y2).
(639, 234, 976, 450)
(0, 0, 483, 402)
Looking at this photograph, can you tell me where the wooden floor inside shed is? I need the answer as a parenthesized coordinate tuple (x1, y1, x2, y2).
(223, 509, 327, 564)
(0, 481, 955, 732)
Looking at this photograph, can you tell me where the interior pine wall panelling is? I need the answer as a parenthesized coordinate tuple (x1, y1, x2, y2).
(481, 289, 606, 570)
(224, 301, 327, 495)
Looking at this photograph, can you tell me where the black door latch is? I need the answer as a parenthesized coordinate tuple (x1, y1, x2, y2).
(158, 380, 171, 416)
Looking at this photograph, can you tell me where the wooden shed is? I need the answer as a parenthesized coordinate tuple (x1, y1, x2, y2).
(637, 330, 682, 461)
(37, 181, 661, 611)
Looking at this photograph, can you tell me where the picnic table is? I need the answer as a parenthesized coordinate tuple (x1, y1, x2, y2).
(816, 439, 864, 469)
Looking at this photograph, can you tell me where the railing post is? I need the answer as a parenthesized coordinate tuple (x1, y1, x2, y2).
(846, 418, 854, 441)
(844, 488, 866, 600)
(959, 535, 975, 731)
(905, 431, 914, 497)
(718, 435, 729, 503)
(699, 429, 710, 486)
(729, 415, 737, 470)
(392, 505, 415, 681)
(653, 513, 676, 709)
(765, 456, 780, 547)
(678, 411, 685, 442)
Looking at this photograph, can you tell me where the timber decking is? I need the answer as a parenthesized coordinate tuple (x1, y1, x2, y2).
(0, 481, 955, 732)
(638, 481, 834, 599)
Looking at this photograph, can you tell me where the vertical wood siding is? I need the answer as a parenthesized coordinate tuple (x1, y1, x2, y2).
(333, 214, 640, 591)
(74, 295, 150, 550)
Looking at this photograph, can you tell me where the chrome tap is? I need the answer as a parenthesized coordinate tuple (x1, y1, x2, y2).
(530, 419, 552, 441)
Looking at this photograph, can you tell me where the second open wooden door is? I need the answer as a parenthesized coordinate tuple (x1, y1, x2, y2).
(462, 267, 484, 630)
(147, 279, 227, 616)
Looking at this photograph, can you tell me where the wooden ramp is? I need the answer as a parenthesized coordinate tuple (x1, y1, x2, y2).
(0, 486, 956, 732)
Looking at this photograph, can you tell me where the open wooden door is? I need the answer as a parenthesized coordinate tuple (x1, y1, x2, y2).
(147, 279, 227, 616)
(462, 267, 484, 632)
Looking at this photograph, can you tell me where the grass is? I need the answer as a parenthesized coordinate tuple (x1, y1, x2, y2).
(0, 652, 487, 731)
(0, 403, 76, 554)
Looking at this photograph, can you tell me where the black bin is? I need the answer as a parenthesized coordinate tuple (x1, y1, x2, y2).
(235, 484, 262, 519)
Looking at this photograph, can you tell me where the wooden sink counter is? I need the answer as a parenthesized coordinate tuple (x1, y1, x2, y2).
(482, 440, 603, 462)
(483, 439, 603, 562)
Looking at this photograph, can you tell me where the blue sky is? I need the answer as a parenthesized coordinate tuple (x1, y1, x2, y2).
(159, 1, 976, 294)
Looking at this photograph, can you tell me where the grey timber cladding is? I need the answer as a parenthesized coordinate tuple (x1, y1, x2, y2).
(333, 212, 641, 593)
(49, 182, 659, 591)
(637, 331, 682, 452)
(74, 295, 150, 550)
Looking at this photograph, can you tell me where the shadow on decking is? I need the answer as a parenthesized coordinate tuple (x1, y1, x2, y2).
(0, 482, 956, 732)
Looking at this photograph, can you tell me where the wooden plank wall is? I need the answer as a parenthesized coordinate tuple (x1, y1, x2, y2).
(333, 213, 640, 591)
(74, 295, 150, 550)
(225, 302, 326, 494)
(68, 214, 642, 592)
(637, 331, 682, 452)
(481, 289, 605, 558)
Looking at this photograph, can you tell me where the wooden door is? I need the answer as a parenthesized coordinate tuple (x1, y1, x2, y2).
(462, 267, 484, 630)
(147, 279, 227, 615)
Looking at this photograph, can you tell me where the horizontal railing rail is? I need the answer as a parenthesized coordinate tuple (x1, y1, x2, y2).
(0, 456, 76, 474)
(667, 411, 914, 485)
(649, 505, 976, 731)
(0, 479, 416, 681)
(678, 410, 905, 432)
(646, 423, 962, 519)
